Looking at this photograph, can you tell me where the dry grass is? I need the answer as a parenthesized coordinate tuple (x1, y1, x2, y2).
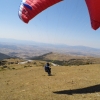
(0, 63, 100, 100)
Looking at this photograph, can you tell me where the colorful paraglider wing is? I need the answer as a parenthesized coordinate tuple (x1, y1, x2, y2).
(85, 0, 100, 30)
(19, 0, 63, 23)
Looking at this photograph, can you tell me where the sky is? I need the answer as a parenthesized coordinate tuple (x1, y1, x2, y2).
(0, 0, 100, 48)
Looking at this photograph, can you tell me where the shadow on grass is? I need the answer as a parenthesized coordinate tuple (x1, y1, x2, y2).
(43, 74, 55, 76)
(53, 84, 100, 95)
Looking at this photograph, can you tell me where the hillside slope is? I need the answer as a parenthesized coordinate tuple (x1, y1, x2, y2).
(30, 52, 100, 65)
(0, 62, 100, 100)
(0, 53, 11, 60)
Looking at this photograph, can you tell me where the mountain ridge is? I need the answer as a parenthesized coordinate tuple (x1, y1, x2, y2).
(0, 53, 11, 60)
(0, 38, 100, 58)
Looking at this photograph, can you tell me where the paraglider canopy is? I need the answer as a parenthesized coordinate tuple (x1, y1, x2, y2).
(19, 0, 63, 23)
(18, 0, 100, 30)
(85, 0, 100, 30)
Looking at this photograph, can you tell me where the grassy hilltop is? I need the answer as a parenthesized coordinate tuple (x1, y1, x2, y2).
(0, 58, 100, 100)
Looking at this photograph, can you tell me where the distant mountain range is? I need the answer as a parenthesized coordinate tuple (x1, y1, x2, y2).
(0, 38, 100, 59)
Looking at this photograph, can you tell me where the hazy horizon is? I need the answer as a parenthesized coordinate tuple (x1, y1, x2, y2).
(0, 37, 100, 50)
